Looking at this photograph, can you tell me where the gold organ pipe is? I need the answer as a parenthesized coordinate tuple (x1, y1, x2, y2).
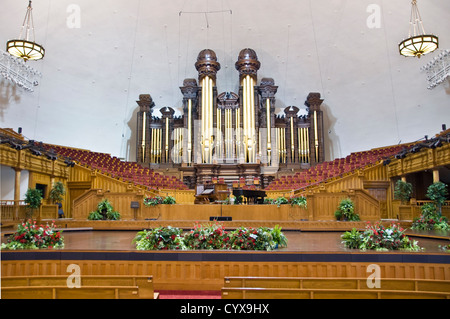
(217, 108, 221, 159)
(165, 117, 169, 162)
(158, 128, 161, 163)
(188, 99, 192, 164)
(142, 112, 146, 162)
(298, 127, 302, 163)
(290, 117, 294, 163)
(236, 108, 240, 160)
(306, 127, 310, 163)
(150, 128, 154, 163)
(266, 98, 271, 166)
(251, 76, 255, 162)
(314, 110, 319, 163)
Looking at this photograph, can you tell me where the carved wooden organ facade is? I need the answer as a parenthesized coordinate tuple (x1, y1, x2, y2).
(136, 49, 325, 187)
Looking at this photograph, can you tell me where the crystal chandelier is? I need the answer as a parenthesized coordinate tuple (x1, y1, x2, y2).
(398, 0, 438, 58)
(420, 49, 450, 89)
(0, 49, 42, 92)
(6, 1, 45, 61)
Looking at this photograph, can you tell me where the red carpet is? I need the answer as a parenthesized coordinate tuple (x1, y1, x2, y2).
(156, 290, 221, 299)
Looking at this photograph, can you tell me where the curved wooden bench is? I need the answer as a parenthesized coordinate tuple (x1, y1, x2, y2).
(224, 276, 450, 293)
(221, 287, 450, 299)
(1, 275, 158, 299)
(222, 276, 450, 299)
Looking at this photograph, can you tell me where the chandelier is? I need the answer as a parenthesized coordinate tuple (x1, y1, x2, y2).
(0, 49, 42, 92)
(6, 1, 45, 61)
(398, 0, 438, 58)
(420, 49, 450, 89)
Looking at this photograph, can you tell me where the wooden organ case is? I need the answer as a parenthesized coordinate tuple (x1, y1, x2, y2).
(136, 48, 325, 189)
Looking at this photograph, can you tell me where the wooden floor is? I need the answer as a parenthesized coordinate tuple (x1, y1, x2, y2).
(3, 229, 446, 253)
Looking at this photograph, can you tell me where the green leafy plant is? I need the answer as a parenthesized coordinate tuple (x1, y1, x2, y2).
(87, 211, 103, 220)
(289, 195, 307, 209)
(270, 225, 288, 248)
(411, 203, 449, 231)
(1, 219, 64, 250)
(133, 226, 186, 250)
(341, 222, 420, 251)
(49, 181, 66, 204)
(162, 196, 176, 205)
(264, 197, 289, 207)
(426, 182, 448, 216)
(24, 188, 43, 219)
(143, 195, 176, 207)
(88, 199, 121, 220)
(335, 198, 359, 221)
(394, 180, 413, 204)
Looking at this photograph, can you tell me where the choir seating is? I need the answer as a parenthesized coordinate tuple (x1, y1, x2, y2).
(221, 276, 450, 299)
(45, 144, 188, 190)
(1, 275, 158, 299)
(265, 145, 404, 191)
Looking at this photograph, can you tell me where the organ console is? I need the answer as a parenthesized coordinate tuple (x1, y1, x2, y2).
(136, 48, 326, 189)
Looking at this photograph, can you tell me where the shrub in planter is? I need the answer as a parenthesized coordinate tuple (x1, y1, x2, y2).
(1, 219, 64, 250)
(289, 195, 307, 209)
(426, 182, 448, 216)
(335, 198, 359, 221)
(394, 180, 413, 204)
(88, 199, 121, 220)
(133, 226, 186, 250)
(24, 188, 43, 219)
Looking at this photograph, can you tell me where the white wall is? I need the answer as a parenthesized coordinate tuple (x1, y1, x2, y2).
(0, 165, 29, 200)
(0, 0, 449, 162)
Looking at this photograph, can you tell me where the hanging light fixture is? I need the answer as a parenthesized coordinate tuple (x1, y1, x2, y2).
(6, 1, 45, 61)
(398, 0, 438, 58)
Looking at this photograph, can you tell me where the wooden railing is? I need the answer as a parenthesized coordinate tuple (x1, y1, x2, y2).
(1, 275, 158, 299)
(1, 200, 58, 221)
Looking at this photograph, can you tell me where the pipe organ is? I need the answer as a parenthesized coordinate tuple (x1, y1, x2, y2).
(136, 49, 325, 187)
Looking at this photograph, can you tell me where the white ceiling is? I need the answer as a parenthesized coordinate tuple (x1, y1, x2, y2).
(1, 0, 449, 161)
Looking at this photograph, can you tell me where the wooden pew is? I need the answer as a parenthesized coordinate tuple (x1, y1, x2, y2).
(221, 287, 450, 299)
(224, 276, 450, 292)
(222, 277, 450, 299)
(1, 275, 158, 299)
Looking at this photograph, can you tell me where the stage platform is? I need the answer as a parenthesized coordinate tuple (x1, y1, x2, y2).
(2, 226, 450, 291)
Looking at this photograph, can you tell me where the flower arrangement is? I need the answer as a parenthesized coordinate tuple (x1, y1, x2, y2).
(143, 195, 176, 207)
(229, 226, 288, 251)
(133, 224, 288, 251)
(1, 219, 64, 250)
(133, 226, 186, 250)
(183, 222, 231, 250)
(341, 222, 420, 251)
(411, 203, 449, 231)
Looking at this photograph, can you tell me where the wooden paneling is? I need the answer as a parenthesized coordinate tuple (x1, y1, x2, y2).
(2, 259, 449, 291)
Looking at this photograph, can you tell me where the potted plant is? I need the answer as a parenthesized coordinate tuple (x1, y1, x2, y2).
(426, 182, 448, 217)
(335, 198, 359, 221)
(394, 180, 413, 205)
(88, 199, 121, 220)
(24, 188, 43, 220)
(49, 181, 66, 204)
